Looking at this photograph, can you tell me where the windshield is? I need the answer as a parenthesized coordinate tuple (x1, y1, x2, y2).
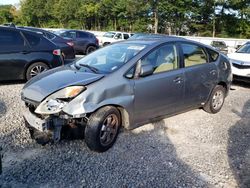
(103, 32, 116, 38)
(75, 43, 147, 73)
(237, 43, 250, 53)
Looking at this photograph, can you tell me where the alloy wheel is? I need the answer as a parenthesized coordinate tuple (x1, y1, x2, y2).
(100, 114, 119, 146)
(212, 90, 224, 110)
(30, 65, 47, 78)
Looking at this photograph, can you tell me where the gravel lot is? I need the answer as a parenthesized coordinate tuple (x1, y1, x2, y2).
(0, 81, 249, 187)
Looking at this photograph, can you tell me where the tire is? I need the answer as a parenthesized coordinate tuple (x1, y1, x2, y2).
(85, 106, 121, 152)
(26, 62, 49, 80)
(85, 45, 96, 54)
(203, 85, 226, 114)
(103, 42, 110, 47)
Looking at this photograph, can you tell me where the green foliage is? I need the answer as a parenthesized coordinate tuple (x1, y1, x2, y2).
(0, 5, 14, 24)
(0, 0, 249, 38)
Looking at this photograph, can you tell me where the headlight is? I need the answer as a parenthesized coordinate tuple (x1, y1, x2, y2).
(52, 86, 85, 99)
(35, 86, 86, 115)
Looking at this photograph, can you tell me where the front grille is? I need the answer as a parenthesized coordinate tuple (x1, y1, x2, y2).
(232, 63, 250, 69)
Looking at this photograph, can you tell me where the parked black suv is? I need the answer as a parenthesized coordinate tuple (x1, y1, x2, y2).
(0, 26, 64, 81)
(54, 29, 99, 55)
(18, 27, 75, 59)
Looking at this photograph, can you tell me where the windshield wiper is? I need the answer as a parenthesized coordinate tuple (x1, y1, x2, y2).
(78, 64, 99, 73)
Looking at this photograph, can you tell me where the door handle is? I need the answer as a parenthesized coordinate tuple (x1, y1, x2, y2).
(210, 70, 217, 75)
(173, 77, 183, 84)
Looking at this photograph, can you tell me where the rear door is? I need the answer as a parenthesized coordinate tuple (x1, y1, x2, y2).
(0, 28, 28, 80)
(180, 42, 218, 108)
(133, 43, 185, 123)
(76, 31, 90, 53)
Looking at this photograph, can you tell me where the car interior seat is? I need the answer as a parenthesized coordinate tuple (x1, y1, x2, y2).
(154, 46, 177, 73)
(184, 52, 206, 67)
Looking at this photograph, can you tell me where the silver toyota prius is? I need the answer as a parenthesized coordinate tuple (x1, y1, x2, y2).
(21, 37, 232, 152)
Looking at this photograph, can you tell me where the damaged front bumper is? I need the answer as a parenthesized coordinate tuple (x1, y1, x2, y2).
(23, 103, 86, 144)
(23, 107, 65, 142)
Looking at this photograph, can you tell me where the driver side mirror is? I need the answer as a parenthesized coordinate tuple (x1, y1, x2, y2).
(140, 64, 154, 77)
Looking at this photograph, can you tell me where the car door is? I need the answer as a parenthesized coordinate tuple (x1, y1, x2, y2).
(114, 33, 123, 41)
(76, 31, 90, 52)
(133, 43, 185, 123)
(180, 42, 218, 108)
(63, 31, 78, 52)
(0, 28, 28, 80)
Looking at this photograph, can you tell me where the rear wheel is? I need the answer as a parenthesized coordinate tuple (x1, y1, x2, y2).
(84, 106, 121, 152)
(85, 45, 96, 54)
(26, 62, 49, 80)
(203, 85, 226, 114)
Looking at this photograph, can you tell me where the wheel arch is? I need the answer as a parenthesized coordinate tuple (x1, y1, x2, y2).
(86, 104, 131, 130)
(217, 81, 229, 95)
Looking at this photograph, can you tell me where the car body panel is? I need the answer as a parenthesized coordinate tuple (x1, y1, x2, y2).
(0, 26, 64, 81)
(18, 27, 75, 59)
(22, 66, 104, 102)
(100, 31, 132, 46)
(22, 38, 232, 131)
(227, 52, 250, 79)
(55, 30, 99, 55)
(133, 69, 185, 123)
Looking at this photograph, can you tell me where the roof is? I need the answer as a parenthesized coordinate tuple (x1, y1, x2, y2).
(122, 36, 187, 45)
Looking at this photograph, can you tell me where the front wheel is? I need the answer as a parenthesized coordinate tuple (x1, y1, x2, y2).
(203, 85, 226, 114)
(84, 106, 121, 152)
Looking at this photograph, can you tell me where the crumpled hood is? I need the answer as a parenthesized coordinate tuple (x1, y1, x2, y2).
(227, 52, 250, 65)
(22, 66, 104, 103)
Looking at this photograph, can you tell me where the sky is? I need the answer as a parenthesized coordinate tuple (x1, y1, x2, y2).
(0, 0, 20, 5)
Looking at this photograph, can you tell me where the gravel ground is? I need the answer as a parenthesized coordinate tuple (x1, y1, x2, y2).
(0, 81, 249, 188)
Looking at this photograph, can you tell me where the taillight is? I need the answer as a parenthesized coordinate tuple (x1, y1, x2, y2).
(53, 49, 61, 56)
(66, 42, 74, 46)
(96, 38, 99, 45)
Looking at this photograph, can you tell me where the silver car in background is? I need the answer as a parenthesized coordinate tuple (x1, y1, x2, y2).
(21, 37, 232, 152)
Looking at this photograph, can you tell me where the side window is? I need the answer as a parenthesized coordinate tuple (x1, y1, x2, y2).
(207, 48, 219, 62)
(62, 31, 76, 39)
(125, 66, 136, 79)
(45, 32, 56, 40)
(181, 43, 207, 67)
(78, 32, 88, 38)
(140, 44, 178, 75)
(22, 32, 40, 47)
(124, 34, 129, 39)
(0, 29, 24, 53)
(115, 33, 122, 39)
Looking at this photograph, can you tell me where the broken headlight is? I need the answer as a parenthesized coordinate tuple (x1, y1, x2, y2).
(35, 86, 86, 115)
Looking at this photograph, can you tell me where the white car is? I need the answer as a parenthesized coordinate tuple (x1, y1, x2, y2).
(100, 31, 132, 46)
(227, 42, 250, 82)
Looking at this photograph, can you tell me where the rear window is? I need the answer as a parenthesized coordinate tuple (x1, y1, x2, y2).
(78, 32, 89, 38)
(23, 32, 40, 46)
